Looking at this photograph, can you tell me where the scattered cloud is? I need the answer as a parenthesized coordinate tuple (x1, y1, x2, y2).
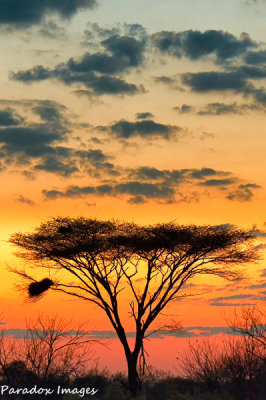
(16, 195, 35, 206)
(210, 302, 256, 307)
(197, 102, 245, 115)
(246, 282, 266, 289)
(211, 294, 257, 301)
(115, 181, 175, 200)
(0, 108, 25, 126)
(41, 165, 259, 204)
(103, 119, 181, 140)
(0, 0, 97, 28)
(182, 71, 248, 93)
(227, 184, 261, 202)
(32, 101, 67, 123)
(154, 76, 176, 85)
(38, 20, 66, 39)
(135, 112, 154, 120)
(152, 30, 256, 63)
(0, 326, 250, 340)
(129, 166, 230, 183)
(42, 181, 175, 202)
(181, 68, 266, 105)
(209, 292, 265, 307)
(244, 49, 266, 65)
(173, 104, 194, 114)
(11, 32, 147, 96)
(198, 178, 236, 187)
(173, 102, 264, 115)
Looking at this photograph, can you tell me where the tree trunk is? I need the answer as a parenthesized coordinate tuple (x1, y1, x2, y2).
(126, 353, 141, 397)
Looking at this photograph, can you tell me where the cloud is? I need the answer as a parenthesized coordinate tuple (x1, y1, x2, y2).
(16, 195, 35, 206)
(33, 147, 116, 178)
(104, 119, 181, 140)
(0, 100, 121, 178)
(189, 168, 229, 180)
(34, 154, 79, 177)
(43, 181, 175, 202)
(178, 326, 232, 337)
(244, 49, 266, 65)
(197, 102, 244, 115)
(153, 76, 176, 85)
(38, 19, 66, 39)
(227, 183, 261, 202)
(11, 67, 142, 96)
(43, 185, 96, 199)
(246, 282, 266, 289)
(0, 124, 65, 158)
(135, 112, 154, 119)
(41, 164, 260, 204)
(83, 22, 147, 42)
(152, 30, 256, 63)
(181, 68, 266, 105)
(1, 326, 243, 340)
(197, 102, 265, 115)
(209, 292, 264, 307)
(129, 166, 229, 183)
(182, 71, 249, 93)
(32, 101, 67, 123)
(173, 104, 193, 114)
(0, 108, 25, 126)
(211, 294, 257, 301)
(128, 195, 146, 204)
(41, 165, 256, 204)
(115, 181, 175, 200)
(10, 32, 147, 96)
(210, 302, 256, 307)
(173, 102, 263, 116)
(0, 0, 97, 28)
(198, 178, 236, 187)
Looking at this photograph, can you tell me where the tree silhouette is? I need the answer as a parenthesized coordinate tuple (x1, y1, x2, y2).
(9, 217, 259, 396)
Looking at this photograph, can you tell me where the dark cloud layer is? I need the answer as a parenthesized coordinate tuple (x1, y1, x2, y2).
(17, 195, 35, 206)
(43, 181, 175, 202)
(181, 68, 266, 105)
(0, 0, 97, 27)
(182, 71, 249, 93)
(175, 101, 264, 116)
(42, 166, 260, 204)
(135, 112, 154, 119)
(0, 125, 64, 158)
(152, 30, 256, 63)
(11, 33, 147, 96)
(32, 101, 67, 123)
(0, 108, 25, 126)
(173, 104, 193, 114)
(0, 100, 118, 178)
(104, 119, 181, 140)
(129, 166, 229, 183)
(197, 102, 244, 115)
(244, 49, 266, 65)
(198, 178, 236, 187)
(227, 184, 261, 202)
(0, 326, 245, 340)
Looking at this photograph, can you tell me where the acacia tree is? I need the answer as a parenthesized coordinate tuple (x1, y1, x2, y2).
(9, 217, 259, 396)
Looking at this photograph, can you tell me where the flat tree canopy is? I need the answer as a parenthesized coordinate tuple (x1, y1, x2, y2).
(9, 217, 259, 395)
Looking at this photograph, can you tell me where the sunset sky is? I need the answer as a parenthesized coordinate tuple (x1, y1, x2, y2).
(0, 0, 265, 372)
